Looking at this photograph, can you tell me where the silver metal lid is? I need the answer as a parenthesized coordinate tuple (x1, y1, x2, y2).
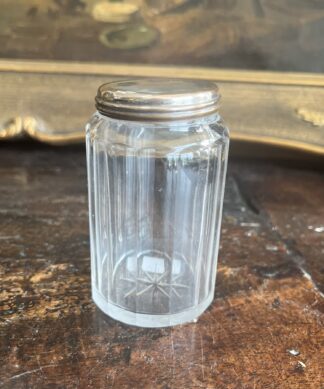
(95, 78, 220, 121)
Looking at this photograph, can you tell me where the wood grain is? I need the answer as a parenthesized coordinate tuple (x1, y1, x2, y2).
(0, 144, 323, 388)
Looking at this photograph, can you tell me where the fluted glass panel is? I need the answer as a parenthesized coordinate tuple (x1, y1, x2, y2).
(86, 113, 229, 327)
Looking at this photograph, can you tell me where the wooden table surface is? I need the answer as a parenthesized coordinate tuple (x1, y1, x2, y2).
(0, 144, 323, 389)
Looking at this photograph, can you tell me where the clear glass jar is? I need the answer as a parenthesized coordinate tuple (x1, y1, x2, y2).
(86, 79, 229, 327)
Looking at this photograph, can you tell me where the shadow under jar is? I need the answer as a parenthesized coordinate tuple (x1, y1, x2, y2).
(86, 78, 229, 327)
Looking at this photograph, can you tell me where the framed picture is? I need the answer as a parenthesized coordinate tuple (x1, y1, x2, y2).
(0, 0, 323, 155)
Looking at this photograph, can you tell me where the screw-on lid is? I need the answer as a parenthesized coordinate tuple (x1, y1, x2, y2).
(95, 78, 220, 121)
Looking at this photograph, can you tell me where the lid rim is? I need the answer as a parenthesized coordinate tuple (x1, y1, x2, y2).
(95, 78, 220, 121)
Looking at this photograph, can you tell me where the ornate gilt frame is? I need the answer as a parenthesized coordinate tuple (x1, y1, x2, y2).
(0, 59, 323, 155)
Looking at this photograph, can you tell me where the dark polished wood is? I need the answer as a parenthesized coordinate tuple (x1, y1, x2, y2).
(0, 144, 323, 388)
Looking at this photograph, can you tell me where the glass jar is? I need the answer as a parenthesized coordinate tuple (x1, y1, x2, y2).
(86, 78, 229, 327)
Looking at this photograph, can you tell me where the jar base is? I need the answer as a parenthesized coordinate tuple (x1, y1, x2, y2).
(92, 288, 214, 328)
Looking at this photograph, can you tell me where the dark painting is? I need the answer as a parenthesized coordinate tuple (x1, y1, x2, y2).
(1, 0, 324, 72)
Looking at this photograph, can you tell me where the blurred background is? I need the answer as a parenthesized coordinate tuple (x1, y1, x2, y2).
(0, 0, 324, 156)
(1, 0, 324, 72)
(1, 3, 324, 387)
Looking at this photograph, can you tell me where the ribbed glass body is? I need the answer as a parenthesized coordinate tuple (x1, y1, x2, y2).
(86, 112, 229, 327)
